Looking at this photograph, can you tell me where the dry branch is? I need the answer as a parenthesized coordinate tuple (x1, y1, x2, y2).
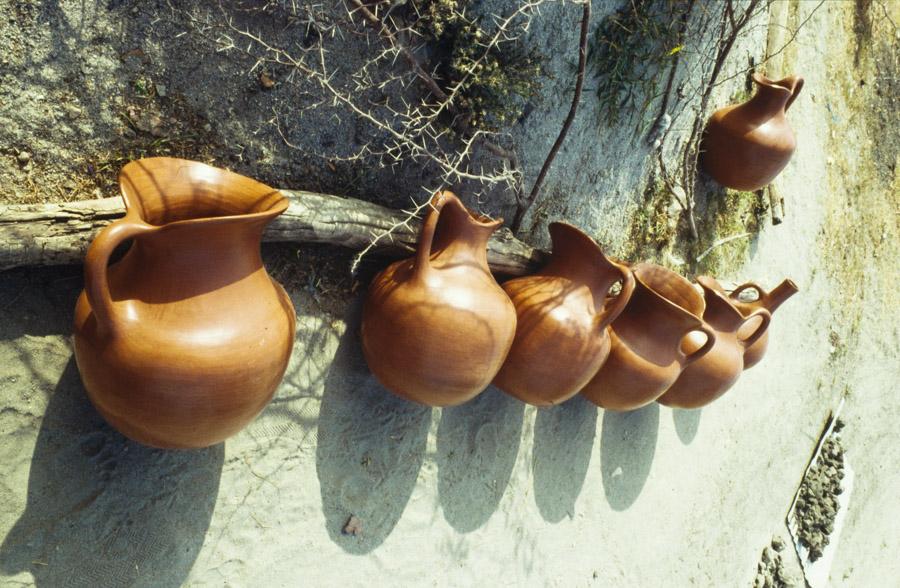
(0, 190, 546, 275)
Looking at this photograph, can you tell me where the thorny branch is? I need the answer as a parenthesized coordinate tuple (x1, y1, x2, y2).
(340, 0, 592, 237)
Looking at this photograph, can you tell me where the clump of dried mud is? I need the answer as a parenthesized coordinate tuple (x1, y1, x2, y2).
(794, 420, 846, 561)
(752, 536, 798, 588)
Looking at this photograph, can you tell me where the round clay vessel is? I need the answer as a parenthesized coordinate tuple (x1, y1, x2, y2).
(657, 276, 772, 409)
(579, 263, 716, 411)
(360, 191, 516, 407)
(493, 222, 635, 406)
(73, 157, 296, 449)
(727, 278, 798, 369)
(700, 73, 804, 191)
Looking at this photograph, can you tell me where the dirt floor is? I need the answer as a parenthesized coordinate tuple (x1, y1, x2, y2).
(1, 0, 898, 586)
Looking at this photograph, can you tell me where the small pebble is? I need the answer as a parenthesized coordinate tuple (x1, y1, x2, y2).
(342, 514, 362, 536)
(259, 71, 276, 89)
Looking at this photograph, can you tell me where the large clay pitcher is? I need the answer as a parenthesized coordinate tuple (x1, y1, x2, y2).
(493, 222, 635, 406)
(728, 278, 798, 369)
(700, 73, 804, 190)
(580, 263, 716, 411)
(361, 191, 516, 407)
(657, 276, 771, 408)
(73, 158, 296, 449)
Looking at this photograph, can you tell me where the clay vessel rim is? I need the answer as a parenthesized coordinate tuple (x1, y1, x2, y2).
(750, 72, 795, 94)
(547, 221, 607, 260)
(434, 190, 503, 229)
(119, 157, 289, 229)
(632, 262, 705, 320)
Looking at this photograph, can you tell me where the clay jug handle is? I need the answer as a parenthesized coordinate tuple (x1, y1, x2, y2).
(738, 308, 772, 349)
(730, 281, 764, 302)
(414, 191, 451, 277)
(84, 217, 154, 337)
(678, 324, 716, 367)
(594, 267, 635, 331)
(784, 76, 804, 112)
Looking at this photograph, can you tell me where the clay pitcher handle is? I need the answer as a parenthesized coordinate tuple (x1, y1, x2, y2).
(677, 324, 717, 367)
(594, 266, 636, 332)
(414, 191, 453, 277)
(84, 217, 155, 337)
(737, 308, 772, 350)
(784, 76, 804, 112)
(730, 281, 764, 301)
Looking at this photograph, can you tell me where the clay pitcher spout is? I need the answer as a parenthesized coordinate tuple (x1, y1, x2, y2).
(729, 278, 799, 369)
(746, 73, 804, 118)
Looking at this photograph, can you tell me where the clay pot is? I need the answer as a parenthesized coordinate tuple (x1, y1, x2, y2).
(361, 191, 516, 407)
(700, 72, 804, 191)
(580, 263, 716, 411)
(657, 276, 772, 409)
(728, 278, 799, 369)
(73, 158, 296, 449)
(493, 223, 635, 406)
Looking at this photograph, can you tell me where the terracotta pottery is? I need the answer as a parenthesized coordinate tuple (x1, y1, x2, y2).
(700, 72, 804, 191)
(360, 191, 516, 407)
(73, 157, 296, 449)
(728, 278, 799, 369)
(579, 263, 716, 411)
(657, 276, 772, 408)
(493, 223, 635, 406)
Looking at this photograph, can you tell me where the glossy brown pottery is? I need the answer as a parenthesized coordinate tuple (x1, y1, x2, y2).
(580, 263, 716, 411)
(494, 223, 634, 406)
(728, 278, 799, 369)
(361, 191, 516, 407)
(73, 158, 296, 449)
(700, 73, 804, 191)
(657, 276, 772, 409)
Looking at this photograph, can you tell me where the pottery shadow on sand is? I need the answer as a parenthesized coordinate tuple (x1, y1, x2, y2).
(0, 357, 223, 588)
(673, 408, 702, 444)
(315, 297, 431, 555)
(532, 395, 598, 523)
(435, 387, 525, 533)
(599, 403, 660, 511)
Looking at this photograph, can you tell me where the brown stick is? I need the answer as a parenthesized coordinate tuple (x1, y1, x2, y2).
(0, 190, 547, 275)
(510, 1, 591, 234)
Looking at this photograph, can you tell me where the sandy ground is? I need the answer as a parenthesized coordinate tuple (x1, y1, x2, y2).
(1, 1, 898, 586)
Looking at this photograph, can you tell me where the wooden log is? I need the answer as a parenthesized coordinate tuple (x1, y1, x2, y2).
(0, 190, 547, 275)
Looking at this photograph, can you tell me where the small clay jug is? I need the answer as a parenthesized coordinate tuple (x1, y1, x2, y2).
(73, 158, 296, 449)
(493, 222, 635, 406)
(360, 191, 516, 407)
(657, 276, 772, 409)
(700, 73, 804, 191)
(728, 278, 799, 369)
(580, 263, 716, 411)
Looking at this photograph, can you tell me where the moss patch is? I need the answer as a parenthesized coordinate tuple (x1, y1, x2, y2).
(686, 183, 769, 276)
(621, 176, 768, 276)
(621, 178, 678, 266)
(412, 0, 544, 134)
